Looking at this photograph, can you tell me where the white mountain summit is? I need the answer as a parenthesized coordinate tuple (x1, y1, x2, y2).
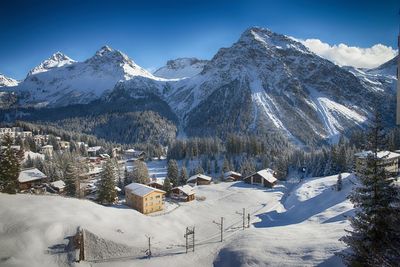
(12, 45, 157, 107)
(27, 52, 76, 76)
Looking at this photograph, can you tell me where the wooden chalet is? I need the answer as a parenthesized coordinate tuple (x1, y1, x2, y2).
(147, 180, 164, 190)
(50, 180, 66, 193)
(243, 169, 278, 188)
(125, 183, 166, 214)
(223, 171, 242, 182)
(187, 174, 212, 185)
(171, 185, 195, 202)
(18, 168, 47, 190)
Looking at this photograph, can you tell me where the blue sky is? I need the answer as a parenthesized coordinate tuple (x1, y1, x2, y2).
(1, 0, 398, 79)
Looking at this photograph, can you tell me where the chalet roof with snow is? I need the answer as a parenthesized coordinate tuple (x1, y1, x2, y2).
(173, 185, 195, 196)
(224, 171, 242, 178)
(256, 169, 277, 184)
(355, 150, 400, 160)
(147, 180, 164, 186)
(18, 168, 47, 183)
(187, 174, 212, 182)
(125, 182, 166, 197)
(50, 180, 65, 190)
(87, 146, 102, 152)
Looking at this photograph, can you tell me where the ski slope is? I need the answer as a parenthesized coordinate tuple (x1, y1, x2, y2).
(0, 173, 355, 267)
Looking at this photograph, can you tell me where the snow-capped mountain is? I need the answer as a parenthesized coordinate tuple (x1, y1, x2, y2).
(114, 27, 392, 145)
(1, 28, 396, 146)
(27, 52, 76, 76)
(0, 73, 19, 87)
(12, 46, 157, 107)
(153, 58, 208, 79)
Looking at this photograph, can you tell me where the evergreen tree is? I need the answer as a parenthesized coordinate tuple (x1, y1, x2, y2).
(179, 166, 188, 185)
(167, 159, 179, 186)
(64, 163, 77, 197)
(340, 108, 400, 266)
(336, 173, 342, 191)
(124, 167, 132, 186)
(240, 158, 256, 177)
(132, 160, 150, 184)
(195, 164, 204, 175)
(163, 177, 172, 196)
(222, 157, 230, 173)
(97, 160, 117, 204)
(214, 160, 219, 174)
(0, 135, 21, 194)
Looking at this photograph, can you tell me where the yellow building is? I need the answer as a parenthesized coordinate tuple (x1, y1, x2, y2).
(125, 183, 166, 214)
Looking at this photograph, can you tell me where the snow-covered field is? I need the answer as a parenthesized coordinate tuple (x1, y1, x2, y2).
(0, 173, 356, 267)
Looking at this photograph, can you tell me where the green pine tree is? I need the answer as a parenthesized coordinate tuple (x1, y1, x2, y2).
(163, 177, 172, 196)
(132, 160, 150, 184)
(179, 166, 188, 185)
(167, 160, 179, 186)
(340, 108, 400, 266)
(97, 160, 117, 204)
(64, 163, 77, 197)
(0, 135, 21, 194)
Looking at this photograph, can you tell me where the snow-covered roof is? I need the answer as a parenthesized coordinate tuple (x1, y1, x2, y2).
(173, 185, 195, 196)
(187, 174, 212, 182)
(224, 171, 242, 178)
(50, 180, 65, 190)
(148, 180, 164, 186)
(256, 169, 278, 184)
(125, 182, 166, 197)
(355, 150, 400, 160)
(87, 146, 102, 152)
(18, 168, 47, 183)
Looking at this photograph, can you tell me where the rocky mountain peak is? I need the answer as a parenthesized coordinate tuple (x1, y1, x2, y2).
(27, 52, 75, 76)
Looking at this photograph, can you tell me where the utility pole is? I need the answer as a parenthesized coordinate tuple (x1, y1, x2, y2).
(213, 217, 224, 242)
(236, 208, 246, 230)
(145, 235, 152, 259)
(184, 227, 195, 253)
(247, 213, 250, 228)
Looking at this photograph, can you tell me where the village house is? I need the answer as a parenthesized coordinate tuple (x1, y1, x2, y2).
(171, 185, 195, 202)
(125, 183, 166, 214)
(40, 145, 53, 156)
(223, 171, 242, 182)
(187, 174, 212, 185)
(354, 150, 400, 176)
(87, 146, 102, 157)
(147, 180, 164, 190)
(124, 148, 146, 160)
(18, 168, 47, 190)
(50, 180, 66, 193)
(243, 168, 278, 188)
(58, 141, 70, 150)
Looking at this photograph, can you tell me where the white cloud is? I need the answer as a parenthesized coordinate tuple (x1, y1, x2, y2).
(300, 38, 397, 69)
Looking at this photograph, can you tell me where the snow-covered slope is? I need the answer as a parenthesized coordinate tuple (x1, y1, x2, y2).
(12, 46, 157, 107)
(153, 58, 208, 79)
(0, 73, 19, 87)
(27, 52, 76, 76)
(0, 174, 355, 267)
(214, 173, 356, 267)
